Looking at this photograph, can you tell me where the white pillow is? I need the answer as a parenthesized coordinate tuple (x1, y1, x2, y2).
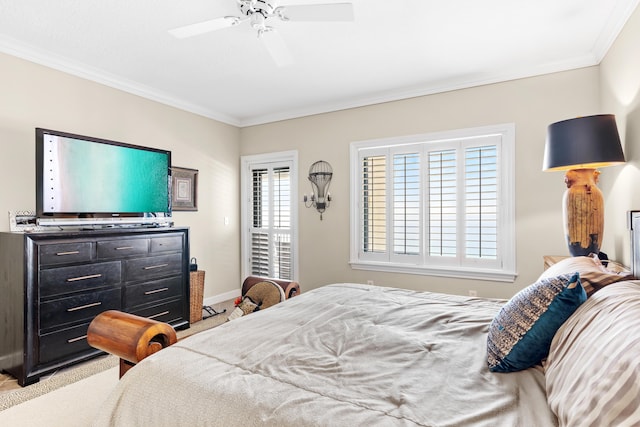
(545, 281, 640, 426)
(538, 254, 633, 296)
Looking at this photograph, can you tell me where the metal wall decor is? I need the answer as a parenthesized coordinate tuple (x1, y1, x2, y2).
(304, 160, 332, 220)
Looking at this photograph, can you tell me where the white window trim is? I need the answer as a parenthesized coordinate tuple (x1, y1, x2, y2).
(349, 124, 516, 282)
(240, 150, 299, 281)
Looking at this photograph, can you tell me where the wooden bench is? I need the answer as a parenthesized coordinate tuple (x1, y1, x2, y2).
(87, 310, 177, 378)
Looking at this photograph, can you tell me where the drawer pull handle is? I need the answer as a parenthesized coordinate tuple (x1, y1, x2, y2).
(115, 246, 135, 250)
(56, 251, 80, 256)
(148, 311, 170, 320)
(67, 302, 102, 312)
(66, 274, 102, 282)
(67, 335, 88, 344)
(144, 263, 169, 270)
(144, 287, 169, 295)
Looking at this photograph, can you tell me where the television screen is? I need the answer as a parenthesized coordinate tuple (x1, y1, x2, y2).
(36, 128, 172, 226)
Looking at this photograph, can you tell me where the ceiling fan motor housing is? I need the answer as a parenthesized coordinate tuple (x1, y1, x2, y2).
(239, 0, 278, 18)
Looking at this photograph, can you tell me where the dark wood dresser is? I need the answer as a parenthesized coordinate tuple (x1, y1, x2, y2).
(0, 227, 190, 386)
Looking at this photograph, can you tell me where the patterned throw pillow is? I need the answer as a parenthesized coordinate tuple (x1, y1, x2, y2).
(487, 273, 587, 373)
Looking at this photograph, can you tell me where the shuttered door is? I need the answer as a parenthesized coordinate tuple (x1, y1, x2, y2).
(250, 166, 292, 280)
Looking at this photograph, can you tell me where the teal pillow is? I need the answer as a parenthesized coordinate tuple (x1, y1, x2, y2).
(487, 273, 586, 372)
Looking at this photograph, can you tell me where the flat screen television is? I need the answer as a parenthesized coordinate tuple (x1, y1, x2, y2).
(36, 128, 172, 227)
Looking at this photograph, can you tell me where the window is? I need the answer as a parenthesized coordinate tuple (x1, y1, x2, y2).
(241, 151, 298, 281)
(350, 124, 516, 282)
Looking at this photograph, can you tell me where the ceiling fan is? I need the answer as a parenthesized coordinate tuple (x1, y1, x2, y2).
(168, 0, 355, 67)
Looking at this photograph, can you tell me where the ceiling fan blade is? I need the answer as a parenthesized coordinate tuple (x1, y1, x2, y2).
(277, 3, 354, 22)
(261, 30, 294, 67)
(169, 16, 239, 39)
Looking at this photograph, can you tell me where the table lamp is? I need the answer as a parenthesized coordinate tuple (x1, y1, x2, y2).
(543, 114, 625, 256)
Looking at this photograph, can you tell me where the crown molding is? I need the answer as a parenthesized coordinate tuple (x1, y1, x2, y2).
(0, 35, 241, 127)
(1, 0, 635, 131)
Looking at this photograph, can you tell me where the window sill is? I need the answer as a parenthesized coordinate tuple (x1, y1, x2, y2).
(349, 260, 517, 283)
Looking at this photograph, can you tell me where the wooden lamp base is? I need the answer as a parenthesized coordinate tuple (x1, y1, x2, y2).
(563, 168, 603, 256)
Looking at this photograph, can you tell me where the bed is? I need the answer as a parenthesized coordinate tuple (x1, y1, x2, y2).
(91, 258, 640, 426)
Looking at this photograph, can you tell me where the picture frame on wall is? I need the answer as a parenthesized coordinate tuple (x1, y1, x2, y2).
(171, 167, 198, 211)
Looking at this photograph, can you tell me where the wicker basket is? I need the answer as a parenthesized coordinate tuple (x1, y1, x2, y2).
(189, 270, 205, 324)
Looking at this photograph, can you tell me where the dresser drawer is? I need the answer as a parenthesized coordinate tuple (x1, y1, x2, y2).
(39, 242, 93, 266)
(40, 288, 121, 331)
(124, 276, 183, 309)
(124, 253, 183, 282)
(39, 322, 94, 364)
(129, 298, 185, 324)
(150, 235, 183, 253)
(40, 261, 122, 298)
(97, 238, 149, 259)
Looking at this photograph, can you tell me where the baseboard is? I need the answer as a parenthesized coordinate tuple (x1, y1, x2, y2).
(203, 289, 240, 306)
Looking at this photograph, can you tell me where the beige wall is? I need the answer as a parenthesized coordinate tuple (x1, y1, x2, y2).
(600, 4, 640, 266)
(241, 68, 601, 299)
(0, 52, 241, 301)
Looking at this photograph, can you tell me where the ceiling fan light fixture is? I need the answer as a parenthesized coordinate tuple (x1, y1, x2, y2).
(250, 13, 268, 32)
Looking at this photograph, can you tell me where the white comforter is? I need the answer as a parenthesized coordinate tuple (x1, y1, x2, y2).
(94, 283, 556, 426)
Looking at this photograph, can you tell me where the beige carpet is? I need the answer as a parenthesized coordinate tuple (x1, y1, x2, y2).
(0, 366, 120, 427)
(0, 302, 232, 412)
(0, 354, 119, 412)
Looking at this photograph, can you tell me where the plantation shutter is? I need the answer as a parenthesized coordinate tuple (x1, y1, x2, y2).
(362, 155, 386, 254)
(250, 165, 292, 280)
(351, 124, 514, 280)
(393, 152, 421, 256)
(427, 143, 498, 262)
(358, 138, 501, 266)
(428, 149, 457, 258)
(464, 145, 498, 259)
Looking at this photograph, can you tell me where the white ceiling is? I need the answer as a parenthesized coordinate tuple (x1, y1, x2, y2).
(0, 0, 638, 127)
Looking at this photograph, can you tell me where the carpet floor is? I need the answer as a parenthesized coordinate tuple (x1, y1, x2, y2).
(0, 300, 233, 412)
(0, 366, 120, 427)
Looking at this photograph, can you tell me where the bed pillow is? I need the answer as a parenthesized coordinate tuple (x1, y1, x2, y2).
(486, 273, 586, 373)
(538, 254, 633, 297)
(545, 281, 640, 426)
